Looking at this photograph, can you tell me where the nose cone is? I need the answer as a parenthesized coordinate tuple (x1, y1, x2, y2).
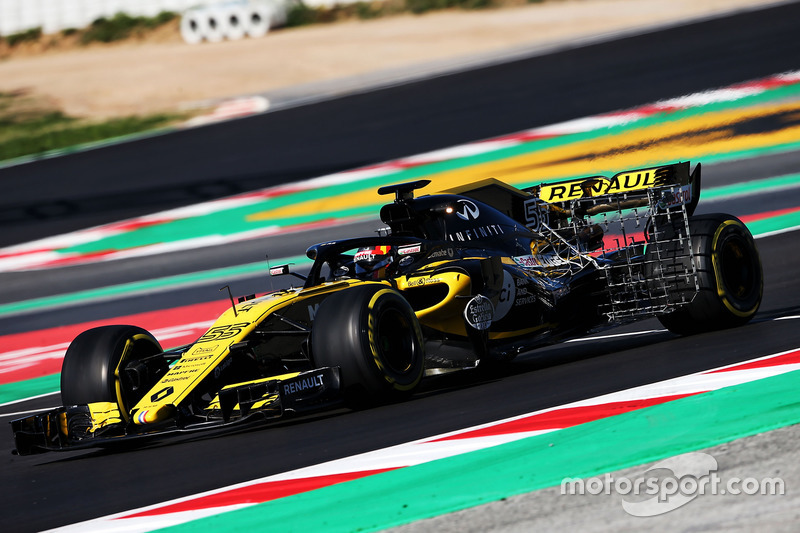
(132, 404, 176, 425)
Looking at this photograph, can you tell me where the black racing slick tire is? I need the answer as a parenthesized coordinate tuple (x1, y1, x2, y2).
(655, 213, 763, 335)
(60, 325, 163, 412)
(311, 284, 425, 402)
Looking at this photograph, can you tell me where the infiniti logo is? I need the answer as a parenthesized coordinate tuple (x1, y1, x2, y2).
(456, 199, 480, 221)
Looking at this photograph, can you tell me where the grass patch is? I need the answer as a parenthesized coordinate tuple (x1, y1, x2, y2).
(3, 27, 43, 47)
(285, 2, 391, 26)
(404, 0, 493, 14)
(80, 11, 177, 44)
(0, 92, 183, 162)
(0, 11, 177, 53)
(285, 0, 503, 27)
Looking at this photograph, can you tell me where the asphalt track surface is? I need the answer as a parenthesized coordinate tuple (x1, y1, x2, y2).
(2, 3, 800, 532)
(3, 1, 800, 247)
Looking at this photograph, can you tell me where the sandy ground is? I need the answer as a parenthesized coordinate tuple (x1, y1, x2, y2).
(0, 0, 784, 119)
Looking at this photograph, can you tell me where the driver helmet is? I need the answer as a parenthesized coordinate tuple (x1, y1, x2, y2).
(354, 245, 394, 280)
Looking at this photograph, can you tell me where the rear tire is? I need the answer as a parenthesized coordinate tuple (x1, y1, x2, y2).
(654, 213, 762, 335)
(60, 325, 163, 414)
(311, 285, 425, 404)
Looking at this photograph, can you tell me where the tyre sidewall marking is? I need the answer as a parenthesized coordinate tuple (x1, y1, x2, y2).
(711, 220, 761, 318)
(366, 288, 423, 392)
(114, 333, 154, 422)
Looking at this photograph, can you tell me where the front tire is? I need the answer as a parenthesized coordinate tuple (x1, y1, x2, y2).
(60, 325, 164, 415)
(655, 213, 763, 335)
(311, 285, 425, 403)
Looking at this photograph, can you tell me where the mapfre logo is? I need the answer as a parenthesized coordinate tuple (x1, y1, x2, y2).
(456, 199, 480, 221)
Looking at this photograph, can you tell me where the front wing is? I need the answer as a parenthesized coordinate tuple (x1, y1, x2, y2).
(11, 367, 341, 455)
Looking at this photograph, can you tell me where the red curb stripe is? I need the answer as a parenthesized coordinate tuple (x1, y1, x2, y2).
(707, 349, 800, 374)
(480, 132, 556, 143)
(739, 205, 800, 224)
(18, 217, 342, 270)
(33, 249, 119, 268)
(120, 468, 398, 518)
(0, 248, 54, 260)
(105, 219, 173, 232)
(0, 300, 227, 385)
(430, 393, 697, 442)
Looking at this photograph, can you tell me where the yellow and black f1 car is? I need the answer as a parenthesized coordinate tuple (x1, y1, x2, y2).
(12, 161, 763, 455)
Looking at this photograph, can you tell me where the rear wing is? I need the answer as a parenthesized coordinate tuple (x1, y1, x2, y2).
(444, 162, 701, 231)
(523, 162, 703, 322)
(523, 161, 701, 221)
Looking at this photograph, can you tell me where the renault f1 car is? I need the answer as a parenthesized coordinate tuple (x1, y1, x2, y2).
(12, 161, 763, 455)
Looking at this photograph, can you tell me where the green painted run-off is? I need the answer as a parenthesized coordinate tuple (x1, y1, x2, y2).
(162, 368, 800, 532)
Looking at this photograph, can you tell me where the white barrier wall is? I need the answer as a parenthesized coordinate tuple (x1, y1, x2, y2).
(0, 0, 199, 35)
(0, 0, 355, 36)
